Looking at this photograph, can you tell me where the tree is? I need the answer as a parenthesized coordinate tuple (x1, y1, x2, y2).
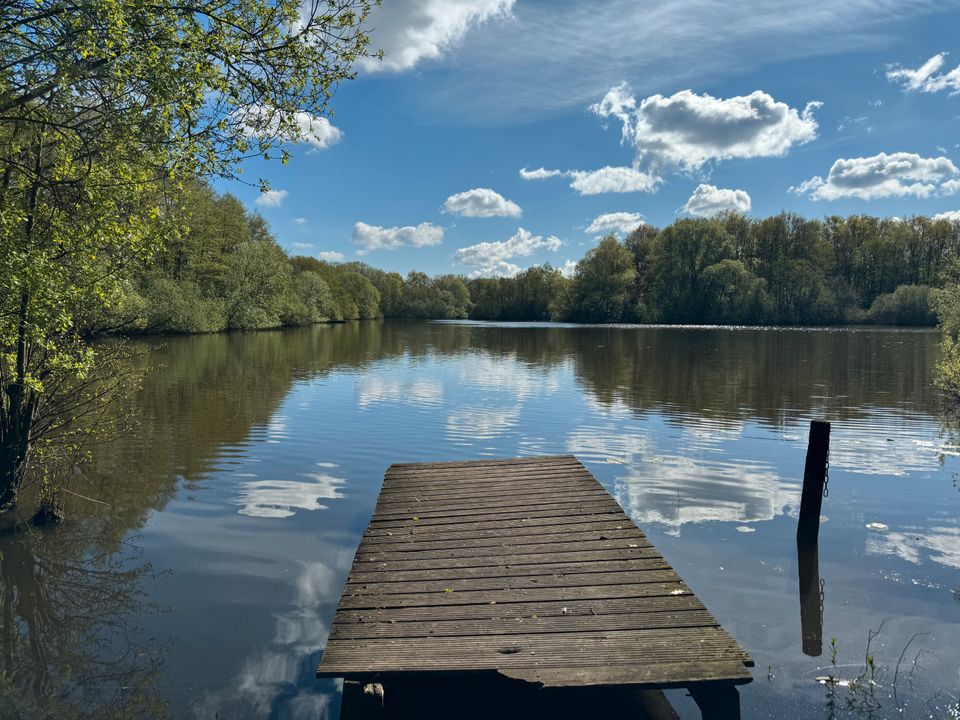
(624, 224, 658, 315)
(0, 0, 376, 512)
(221, 234, 292, 330)
(646, 219, 734, 322)
(867, 284, 936, 326)
(935, 264, 960, 398)
(701, 259, 770, 324)
(568, 236, 637, 322)
(338, 272, 381, 320)
(284, 271, 339, 325)
(468, 278, 504, 320)
(434, 275, 473, 318)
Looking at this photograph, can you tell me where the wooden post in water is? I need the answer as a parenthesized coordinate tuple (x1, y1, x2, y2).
(796, 420, 830, 545)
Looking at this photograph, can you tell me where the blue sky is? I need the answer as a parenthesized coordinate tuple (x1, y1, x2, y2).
(219, 0, 960, 278)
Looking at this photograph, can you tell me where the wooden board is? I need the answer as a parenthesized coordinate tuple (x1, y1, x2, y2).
(316, 455, 753, 689)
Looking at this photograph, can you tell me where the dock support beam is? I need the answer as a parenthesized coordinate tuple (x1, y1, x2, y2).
(689, 683, 741, 720)
(796, 420, 830, 545)
(340, 681, 384, 720)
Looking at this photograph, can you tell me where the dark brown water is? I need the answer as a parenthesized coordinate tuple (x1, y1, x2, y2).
(1, 321, 958, 719)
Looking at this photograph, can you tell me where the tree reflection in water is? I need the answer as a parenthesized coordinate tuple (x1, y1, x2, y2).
(0, 520, 168, 719)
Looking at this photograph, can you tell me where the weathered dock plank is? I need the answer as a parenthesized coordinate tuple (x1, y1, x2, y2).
(317, 455, 752, 716)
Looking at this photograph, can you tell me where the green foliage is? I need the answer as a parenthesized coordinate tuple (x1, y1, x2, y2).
(456, 214, 960, 327)
(341, 262, 405, 317)
(338, 272, 382, 320)
(701, 259, 771, 324)
(645, 219, 734, 322)
(934, 267, 960, 398)
(398, 272, 472, 319)
(141, 278, 226, 334)
(866, 285, 936, 326)
(568, 236, 637, 322)
(468, 265, 569, 321)
(0, 0, 376, 510)
(284, 271, 339, 325)
(221, 236, 292, 330)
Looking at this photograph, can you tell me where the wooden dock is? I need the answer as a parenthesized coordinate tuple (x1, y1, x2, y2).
(317, 455, 753, 718)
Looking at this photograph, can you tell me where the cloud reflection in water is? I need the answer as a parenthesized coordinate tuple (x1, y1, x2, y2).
(567, 423, 798, 533)
(234, 472, 346, 518)
(866, 526, 960, 570)
(195, 558, 349, 719)
(355, 376, 443, 408)
(446, 405, 521, 441)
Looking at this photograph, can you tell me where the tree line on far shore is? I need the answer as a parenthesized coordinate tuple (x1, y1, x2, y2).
(470, 213, 957, 327)
(96, 180, 960, 338)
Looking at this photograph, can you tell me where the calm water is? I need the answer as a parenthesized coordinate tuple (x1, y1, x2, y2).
(1, 321, 959, 719)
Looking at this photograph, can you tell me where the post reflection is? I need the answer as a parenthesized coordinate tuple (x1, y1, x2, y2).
(797, 540, 824, 657)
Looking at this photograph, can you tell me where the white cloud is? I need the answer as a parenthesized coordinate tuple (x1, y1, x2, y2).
(837, 115, 873, 134)
(586, 212, 645, 236)
(472, 260, 522, 278)
(592, 85, 820, 176)
(519, 166, 563, 180)
(290, 242, 314, 250)
(568, 166, 659, 194)
(293, 114, 342, 150)
(361, 0, 514, 72)
(560, 259, 578, 278)
(682, 184, 752, 217)
(935, 210, 960, 223)
(316, 251, 345, 262)
(351, 221, 444, 254)
(442, 187, 521, 217)
(520, 165, 656, 194)
(239, 105, 342, 150)
(255, 189, 288, 207)
(791, 152, 960, 201)
(293, 217, 308, 226)
(416, 1, 945, 124)
(887, 52, 960, 94)
(455, 227, 562, 278)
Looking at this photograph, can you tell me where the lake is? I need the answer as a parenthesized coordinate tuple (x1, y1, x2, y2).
(1, 321, 958, 719)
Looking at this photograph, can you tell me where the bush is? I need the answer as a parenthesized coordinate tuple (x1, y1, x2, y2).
(866, 285, 936, 325)
(141, 278, 226, 333)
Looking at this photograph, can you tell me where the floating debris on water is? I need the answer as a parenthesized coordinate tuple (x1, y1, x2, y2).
(865, 522, 888, 531)
(736, 526, 756, 533)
